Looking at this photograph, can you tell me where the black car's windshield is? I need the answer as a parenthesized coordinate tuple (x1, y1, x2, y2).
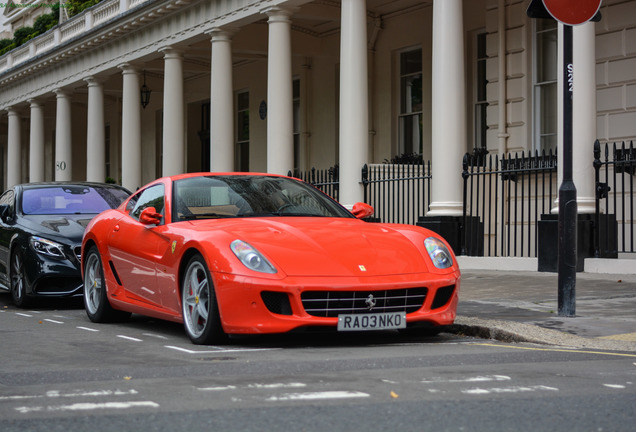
(21, 185, 130, 215)
(173, 175, 352, 221)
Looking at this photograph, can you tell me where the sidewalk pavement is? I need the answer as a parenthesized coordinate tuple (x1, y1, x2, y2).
(448, 269, 636, 352)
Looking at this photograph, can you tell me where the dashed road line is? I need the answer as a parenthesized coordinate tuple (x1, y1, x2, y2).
(461, 385, 558, 395)
(43, 319, 64, 324)
(266, 391, 370, 401)
(117, 335, 143, 342)
(77, 326, 99, 332)
(15, 401, 159, 413)
(165, 345, 275, 354)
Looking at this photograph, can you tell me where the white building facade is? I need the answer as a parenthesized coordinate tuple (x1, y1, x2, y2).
(0, 0, 635, 239)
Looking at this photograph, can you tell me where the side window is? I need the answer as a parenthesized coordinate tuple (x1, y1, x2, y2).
(130, 185, 165, 222)
(0, 190, 15, 220)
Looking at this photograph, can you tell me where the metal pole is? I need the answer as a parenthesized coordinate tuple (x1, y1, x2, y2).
(558, 24, 577, 317)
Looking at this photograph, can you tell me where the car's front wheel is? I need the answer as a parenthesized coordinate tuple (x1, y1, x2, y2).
(10, 249, 31, 308)
(181, 254, 227, 345)
(84, 245, 130, 322)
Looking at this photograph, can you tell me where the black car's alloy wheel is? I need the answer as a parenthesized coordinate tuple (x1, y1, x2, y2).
(182, 254, 227, 345)
(10, 249, 30, 308)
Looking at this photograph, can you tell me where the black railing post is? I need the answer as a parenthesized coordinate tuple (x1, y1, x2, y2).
(461, 154, 470, 256)
(361, 164, 369, 203)
(593, 140, 602, 258)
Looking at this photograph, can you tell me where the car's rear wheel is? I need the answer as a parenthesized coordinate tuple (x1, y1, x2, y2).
(84, 245, 131, 322)
(181, 254, 227, 345)
(10, 249, 31, 308)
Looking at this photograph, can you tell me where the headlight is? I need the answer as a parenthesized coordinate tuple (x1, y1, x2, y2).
(29, 236, 66, 259)
(230, 240, 277, 274)
(424, 237, 453, 269)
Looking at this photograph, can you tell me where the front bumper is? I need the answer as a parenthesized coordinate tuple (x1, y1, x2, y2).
(24, 246, 83, 298)
(213, 271, 461, 334)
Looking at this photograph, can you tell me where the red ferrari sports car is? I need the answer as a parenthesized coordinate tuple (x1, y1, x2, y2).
(82, 173, 460, 344)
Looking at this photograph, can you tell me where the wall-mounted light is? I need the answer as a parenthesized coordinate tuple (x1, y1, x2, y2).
(140, 70, 151, 109)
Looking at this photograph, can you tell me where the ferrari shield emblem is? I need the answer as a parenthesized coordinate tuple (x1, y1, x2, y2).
(171, 240, 177, 254)
(358, 265, 367, 272)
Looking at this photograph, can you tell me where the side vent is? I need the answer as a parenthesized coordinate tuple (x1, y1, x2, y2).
(108, 261, 123, 286)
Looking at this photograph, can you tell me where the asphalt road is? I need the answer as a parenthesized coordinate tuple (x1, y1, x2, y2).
(1, 293, 635, 432)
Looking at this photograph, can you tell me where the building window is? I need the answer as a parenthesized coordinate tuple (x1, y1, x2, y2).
(399, 49, 423, 156)
(533, 19, 558, 153)
(474, 32, 488, 155)
(236, 90, 249, 171)
(293, 78, 301, 170)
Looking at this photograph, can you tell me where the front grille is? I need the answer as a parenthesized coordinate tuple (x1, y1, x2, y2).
(301, 288, 427, 317)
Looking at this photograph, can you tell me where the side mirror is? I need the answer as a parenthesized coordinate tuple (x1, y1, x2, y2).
(351, 202, 374, 219)
(139, 207, 163, 225)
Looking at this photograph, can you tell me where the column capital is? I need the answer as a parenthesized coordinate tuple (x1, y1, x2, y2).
(159, 46, 184, 59)
(84, 76, 104, 87)
(5, 106, 21, 116)
(262, 6, 296, 22)
(118, 62, 140, 75)
(53, 88, 72, 98)
(205, 27, 237, 42)
(27, 98, 43, 108)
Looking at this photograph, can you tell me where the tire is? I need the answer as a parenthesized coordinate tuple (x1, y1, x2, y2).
(10, 249, 31, 308)
(181, 254, 227, 345)
(84, 245, 131, 323)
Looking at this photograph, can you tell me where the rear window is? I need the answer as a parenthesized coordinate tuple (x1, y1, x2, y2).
(21, 185, 130, 215)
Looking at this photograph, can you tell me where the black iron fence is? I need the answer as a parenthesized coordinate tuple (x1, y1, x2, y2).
(361, 161, 431, 225)
(289, 166, 339, 201)
(462, 151, 558, 257)
(594, 140, 635, 255)
(293, 141, 634, 259)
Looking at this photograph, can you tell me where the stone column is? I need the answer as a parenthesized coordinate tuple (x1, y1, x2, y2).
(119, 64, 142, 191)
(265, 7, 294, 175)
(427, 0, 465, 217)
(338, 0, 369, 205)
(573, 22, 596, 214)
(208, 28, 235, 172)
(54, 89, 73, 181)
(28, 100, 45, 183)
(160, 47, 185, 177)
(85, 77, 106, 183)
(6, 108, 22, 188)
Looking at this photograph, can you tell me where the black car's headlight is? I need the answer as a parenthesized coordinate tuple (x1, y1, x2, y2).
(30, 236, 66, 259)
(230, 240, 277, 274)
(424, 237, 453, 269)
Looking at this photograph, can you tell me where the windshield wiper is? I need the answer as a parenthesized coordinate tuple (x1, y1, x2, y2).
(181, 213, 236, 220)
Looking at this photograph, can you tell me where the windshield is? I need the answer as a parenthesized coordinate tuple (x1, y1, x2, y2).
(173, 175, 353, 221)
(21, 185, 130, 215)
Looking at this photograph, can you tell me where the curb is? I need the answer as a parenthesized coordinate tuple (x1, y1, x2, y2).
(446, 316, 636, 353)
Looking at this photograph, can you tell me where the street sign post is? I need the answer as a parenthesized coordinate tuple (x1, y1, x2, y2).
(527, 0, 602, 317)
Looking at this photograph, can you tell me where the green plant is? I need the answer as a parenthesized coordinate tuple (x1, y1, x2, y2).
(13, 26, 36, 46)
(67, 0, 103, 17)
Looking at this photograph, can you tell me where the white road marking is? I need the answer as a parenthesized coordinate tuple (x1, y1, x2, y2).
(198, 385, 238, 391)
(603, 384, 626, 389)
(266, 391, 370, 401)
(15, 313, 32, 317)
(77, 326, 99, 332)
(43, 319, 64, 324)
(421, 375, 511, 384)
(164, 345, 274, 354)
(247, 383, 307, 389)
(462, 385, 558, 395)
(142, 333, 169, 340)
(15, 401, 159, 414)
(117, 335, 143, 342)
(1, 389, 138, 401)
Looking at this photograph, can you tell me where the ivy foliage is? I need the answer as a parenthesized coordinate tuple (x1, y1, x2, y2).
(67, 0, 103, 17)
(0, 3, 60, 56)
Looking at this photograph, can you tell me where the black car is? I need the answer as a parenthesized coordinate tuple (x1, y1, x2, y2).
(0, 182, 131, 307)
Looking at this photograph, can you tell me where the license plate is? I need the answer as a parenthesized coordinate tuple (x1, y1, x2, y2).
(337, 312, 406, 331)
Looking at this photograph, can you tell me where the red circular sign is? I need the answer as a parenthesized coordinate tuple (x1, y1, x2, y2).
(542, 0, 602, 25)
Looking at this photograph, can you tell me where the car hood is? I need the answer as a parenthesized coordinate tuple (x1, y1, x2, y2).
(197, 217, 433, 277)
(19, 214, 95, 243)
